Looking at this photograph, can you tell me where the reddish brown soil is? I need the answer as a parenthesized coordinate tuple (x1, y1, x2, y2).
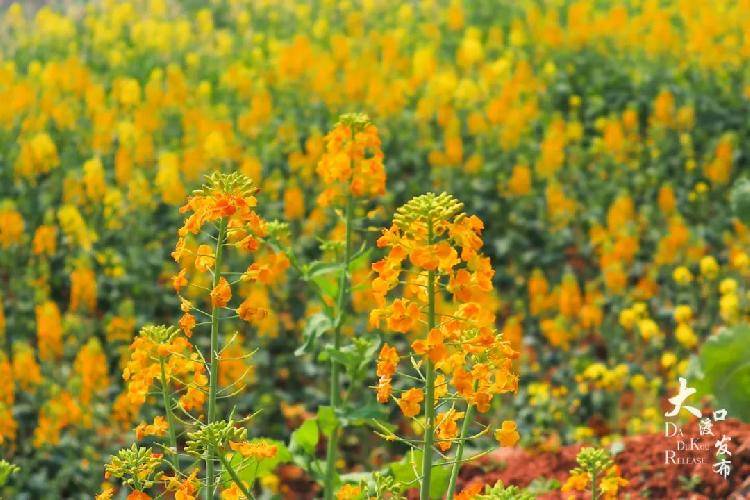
(456, 419, 750, 499)
(276, 420, 750, 498)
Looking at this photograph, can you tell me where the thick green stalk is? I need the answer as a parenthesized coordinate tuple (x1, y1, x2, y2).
(159, 357, 179, 470)
(324, 194, 354, 500)
(206, 218, 227, 500)
(591, 471, 598, 500)
(420, 218, 436, 500)
(445, 402, 474, 498)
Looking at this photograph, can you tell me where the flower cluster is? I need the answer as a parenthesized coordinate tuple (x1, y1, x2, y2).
(315, 113, 386, 206)
(561, 447, 629, 500)
(121, 325, 206, 420)
(104, 172, 292, 499)
(171, 172, 286, 337)
(371, 192, 518, 452)
(0, 354, 16, 444)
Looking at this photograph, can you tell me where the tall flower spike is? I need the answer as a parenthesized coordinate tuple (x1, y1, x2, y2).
(317, 113, 386, 500)
(370, 192, 518, 500)
(316, 112, 386, 205)
(110, 169, 284, 499)
(175, 171, 260, 498)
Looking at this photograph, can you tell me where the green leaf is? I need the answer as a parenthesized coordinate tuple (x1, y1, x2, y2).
(309, 459, 329, 484)
(290, 418, 319, 455)
(428, 464, 451, 499)
(305, 261, 343, 280)
(317, 406, 338, 438)
(731, 178, 750, 225)
(390, 449, 421, 487)
(325, 346, 358, 370)
(695, 324, 750, 422)
(339, 470, 374, 484)
(322, 338, 377, 381)
(222, 439, 291, 486)
(348, 243, 371, 270)
(389, 450, 450, 499)
(341, 402, 390, 428)
(312, 274, 339, 304)
(295, 312, 333, 356)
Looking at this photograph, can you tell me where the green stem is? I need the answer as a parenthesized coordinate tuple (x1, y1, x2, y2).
(324, 194, 354, 500)
(420, 218, 436, 500)
(446, 403, 474, 499)
(591, 470, 598, 500)
(219, 452, 254, 499)
(159, 357, 178, 470)
(206, 218, 227, 500)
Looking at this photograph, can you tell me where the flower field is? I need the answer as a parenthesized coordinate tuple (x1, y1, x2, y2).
(0, 0, 749, 498)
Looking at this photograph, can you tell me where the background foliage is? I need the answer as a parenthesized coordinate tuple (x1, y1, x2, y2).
(0, 0, 749, 497)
